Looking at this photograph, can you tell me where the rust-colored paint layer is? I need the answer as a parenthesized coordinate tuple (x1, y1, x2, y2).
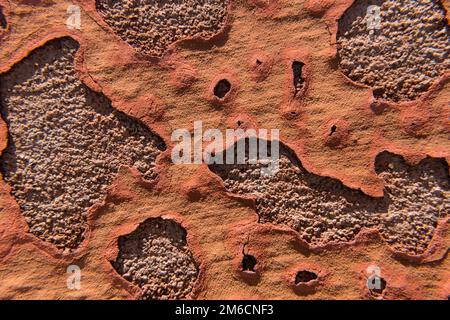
(0, 0, 448, 300)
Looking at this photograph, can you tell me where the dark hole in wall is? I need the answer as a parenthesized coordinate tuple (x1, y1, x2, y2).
(292, 61, 305, 97)
(329, 125, 337, 136)
(369, 276, 387, 295)
(372, 87, 385, 100)
(0, 7, 6, 29)
(242, 254, 257, 272)
(295, 270, 318, 284)
(214, 79, 231, 99)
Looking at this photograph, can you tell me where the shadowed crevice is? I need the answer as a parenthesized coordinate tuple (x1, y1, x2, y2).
(0, 6, 6, 29)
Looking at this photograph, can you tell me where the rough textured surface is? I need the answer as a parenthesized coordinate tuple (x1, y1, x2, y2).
(96, 0, 229, 57)
(112, 218, 199, 300)
(210, 144, 449, 255)
(0, 37, 165, 251)
(337, 0, 450, 102)
(375, 152, 449, 254)
(0, 0, 448, 300)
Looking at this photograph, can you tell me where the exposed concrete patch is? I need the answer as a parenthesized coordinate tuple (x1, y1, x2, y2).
(112, 217, 199, 300)
(0, 37, 166, 251)
(96, 0, 229, 57)
(337, 0, 450, 102)
(209, 141, 449, 255)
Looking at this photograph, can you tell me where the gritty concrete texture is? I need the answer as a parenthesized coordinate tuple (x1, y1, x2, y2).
(96, 0, 229, 57)
(375, 152, 449, 254)
(0, 0, 448, 300)
(337, 0, 450, 102)
(112, 217, 199, 300)
(0, 37, 165, 251)
(209, 143, 449, 255)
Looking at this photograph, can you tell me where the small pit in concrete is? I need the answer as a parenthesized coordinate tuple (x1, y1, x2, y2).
(329, 125, 337, 136)
(214, 79, 231, 99)
(295, 270, 318, 284)
(242, 253, 257, 272)
(369, 276, 387, 296)
(292, 61, 305, 97)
